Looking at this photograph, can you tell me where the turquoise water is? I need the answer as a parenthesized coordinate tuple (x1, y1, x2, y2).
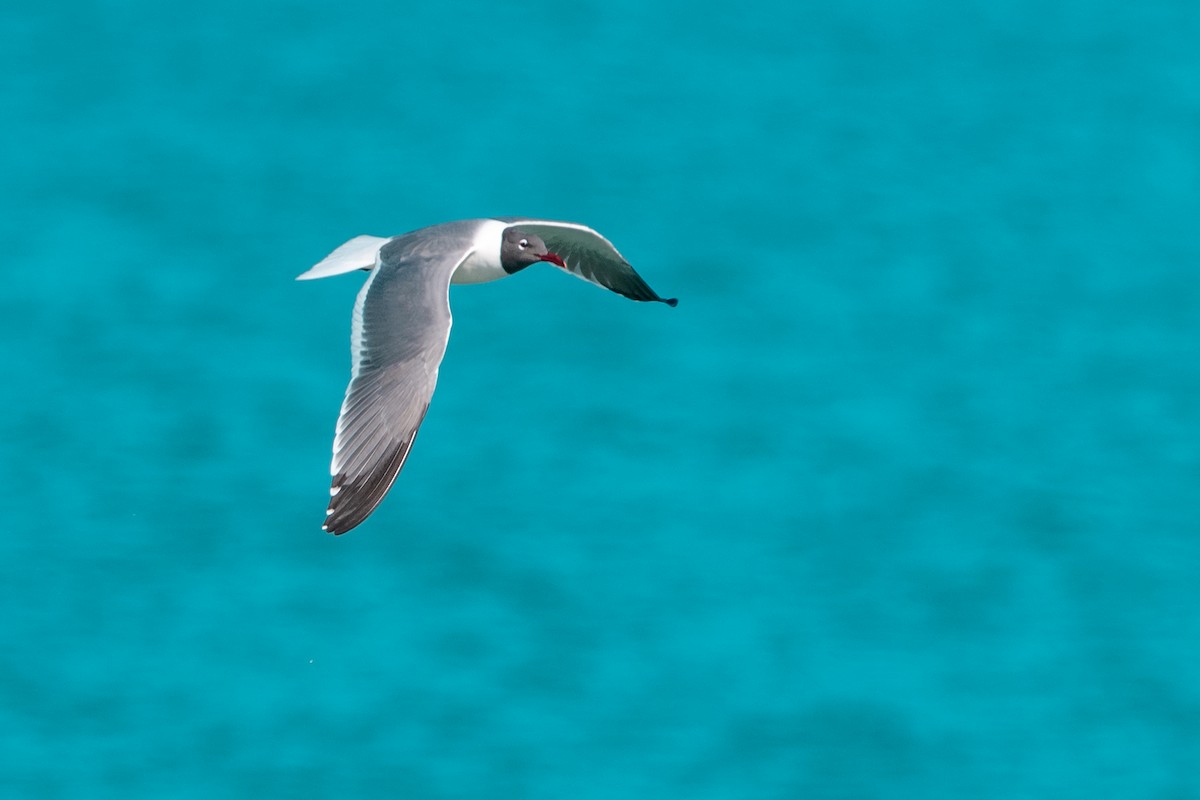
(3, 0, 1198, 796)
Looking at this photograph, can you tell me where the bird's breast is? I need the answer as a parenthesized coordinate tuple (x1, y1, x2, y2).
(450, 219, 510, 285)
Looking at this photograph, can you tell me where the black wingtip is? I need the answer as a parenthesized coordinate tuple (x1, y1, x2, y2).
(663, 297, 679, 307)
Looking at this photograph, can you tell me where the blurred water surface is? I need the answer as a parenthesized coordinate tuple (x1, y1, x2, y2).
(2, 1, 1198, 797)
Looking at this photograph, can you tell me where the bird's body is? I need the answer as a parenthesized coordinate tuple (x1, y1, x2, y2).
(299, 217, 675, 535)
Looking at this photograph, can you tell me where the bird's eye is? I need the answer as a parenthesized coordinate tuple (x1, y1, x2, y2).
(519, 238, 529, 249)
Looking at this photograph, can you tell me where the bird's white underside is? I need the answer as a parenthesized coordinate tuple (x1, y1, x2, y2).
(449, 219, 508, 284)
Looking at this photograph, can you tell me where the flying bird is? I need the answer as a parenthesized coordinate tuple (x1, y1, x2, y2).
(298, 217, 677, 534)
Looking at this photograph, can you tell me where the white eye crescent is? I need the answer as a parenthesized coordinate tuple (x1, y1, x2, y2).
(519, 238, 529, 249)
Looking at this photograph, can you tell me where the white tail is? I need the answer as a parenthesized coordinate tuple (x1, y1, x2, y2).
(296, 235, 390, 280)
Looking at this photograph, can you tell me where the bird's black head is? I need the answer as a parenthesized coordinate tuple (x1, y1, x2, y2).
(500, 228, 567, 274)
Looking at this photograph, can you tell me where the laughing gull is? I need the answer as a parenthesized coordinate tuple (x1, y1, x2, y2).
(298, 217, 677, 535)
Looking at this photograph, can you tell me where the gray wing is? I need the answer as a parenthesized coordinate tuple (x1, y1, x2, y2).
(322, 231, 473, 534)
(493, 217, 677, 306)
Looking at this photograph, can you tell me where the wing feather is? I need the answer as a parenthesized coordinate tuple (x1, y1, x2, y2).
(321, 230, 473, 534)
(493, 217, 677, 305)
